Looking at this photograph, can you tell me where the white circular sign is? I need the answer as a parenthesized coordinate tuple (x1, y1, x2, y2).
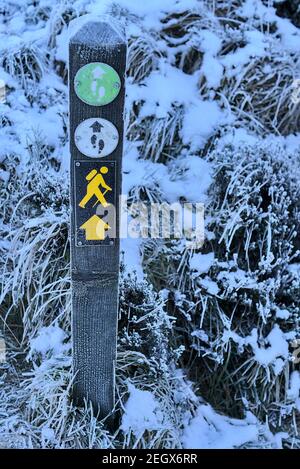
(74, 118, 119, 158)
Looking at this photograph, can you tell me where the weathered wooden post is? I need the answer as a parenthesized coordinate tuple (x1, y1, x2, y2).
(69, 18, 126, 418)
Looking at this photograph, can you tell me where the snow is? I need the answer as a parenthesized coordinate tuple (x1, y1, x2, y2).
(239, 0, 275, 21)
(55, 27, 69, 63)
(276, 18, 300, 53)
(272, 358, 285, 376)
(160, 156, 212, 204)
(191, 329, 209, 342)
(127, 61, 227, 149)
(275, 308, 290, 320)
(182, 405, 259, 449)
(239, 0, 300, 53)
(251, 326, 289, 368)
(122, 144, 159, 194)
(287, 371, 300, 402)
(88, 0, 200, 31)
(201, 54, 224, 89)
(198, 30, 222, 56)
(199, 277, 219, 295)
(122, 383, 272, 449)
(121, 237, 144, 280)
(68, 12, 125, 43)
(28, 325, 68, 359)
(217, 268, 258, 292)
(221, 30, 268, 74)
(198, 30, 224, 89)
(181, 100, 227, 149)
(190, 252, 215, 274)
(121, 383, 164, 437)
(41, 426, 55, 444)
(0, 169, 10, 183)
(131, 64, 198, 119)
(0, 68, 18, 88)
(122, 145, 212, 205)
(222, 325, 289, 370)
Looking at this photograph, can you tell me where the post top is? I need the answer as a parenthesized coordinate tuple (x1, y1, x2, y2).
(69, 16, 125, 46)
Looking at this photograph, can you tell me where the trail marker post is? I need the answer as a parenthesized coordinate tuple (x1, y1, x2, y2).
(69, 19, 126, 418)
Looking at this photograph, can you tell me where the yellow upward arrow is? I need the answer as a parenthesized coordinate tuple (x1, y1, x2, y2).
(80, 215, 110, 240)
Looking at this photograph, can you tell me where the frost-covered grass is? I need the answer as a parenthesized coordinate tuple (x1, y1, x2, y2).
(0, 0, 300, 449)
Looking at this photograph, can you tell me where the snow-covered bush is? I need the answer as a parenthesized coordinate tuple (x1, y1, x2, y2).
(187, 141, 300, 426)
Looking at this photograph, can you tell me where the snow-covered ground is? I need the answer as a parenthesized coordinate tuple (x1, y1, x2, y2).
(0, 0, 299, 449)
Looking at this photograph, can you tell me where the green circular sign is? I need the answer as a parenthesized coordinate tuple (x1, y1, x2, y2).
(74, 62, 121, 106)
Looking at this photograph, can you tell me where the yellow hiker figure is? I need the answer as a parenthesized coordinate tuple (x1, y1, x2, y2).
(79, 166, 112, 209)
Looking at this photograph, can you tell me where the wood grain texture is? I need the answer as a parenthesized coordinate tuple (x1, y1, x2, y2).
(69, 20, 126, 417)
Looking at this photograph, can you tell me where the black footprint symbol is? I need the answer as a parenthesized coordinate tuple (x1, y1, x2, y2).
(98, 139, 104, 154)
(91, 134, 97, 148)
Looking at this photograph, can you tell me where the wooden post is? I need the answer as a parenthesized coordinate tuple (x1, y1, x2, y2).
(69, 19, 126, 418)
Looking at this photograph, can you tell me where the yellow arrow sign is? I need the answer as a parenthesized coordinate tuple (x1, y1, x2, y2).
(80, 215, 110, 240)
